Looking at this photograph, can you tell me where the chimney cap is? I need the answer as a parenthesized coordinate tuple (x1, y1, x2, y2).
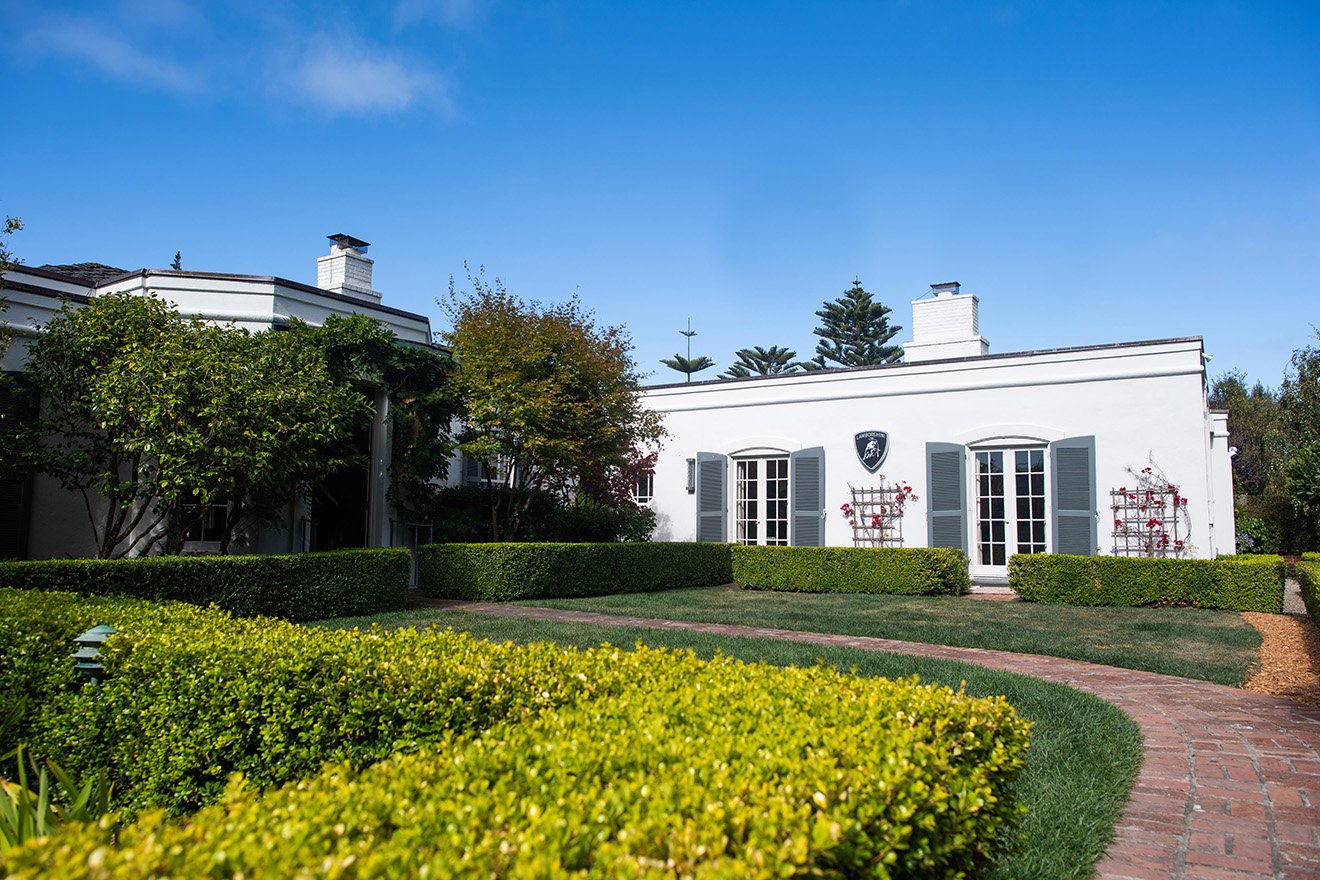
(327, 233, 371, 253)
(930, 281, 961, 295)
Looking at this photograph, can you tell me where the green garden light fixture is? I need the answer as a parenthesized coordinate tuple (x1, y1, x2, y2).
(71, 625, 117, 685)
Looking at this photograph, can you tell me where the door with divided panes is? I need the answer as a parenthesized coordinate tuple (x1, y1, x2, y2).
(694, 448, 825, 546)
(971, 447, 1048, 580)
(734, 457, 790, 545)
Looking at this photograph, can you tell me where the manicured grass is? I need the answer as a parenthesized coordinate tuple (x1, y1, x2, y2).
(510, 586, 1262, 685)
(314, 609, 1143, 880)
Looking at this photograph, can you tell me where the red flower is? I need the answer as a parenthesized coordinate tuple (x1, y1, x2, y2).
(1114, 519, 1123, 528)
(1146, 518, 1160, 529)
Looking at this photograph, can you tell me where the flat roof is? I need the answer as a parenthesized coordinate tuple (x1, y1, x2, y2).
(4, 267, 432, 326)
(643, 336, 1205, 391)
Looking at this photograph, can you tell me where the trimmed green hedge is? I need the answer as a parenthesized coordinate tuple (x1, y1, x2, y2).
(0, 548, 409, 621)
(1009, 553, 1286, 612)
(1, 589, 626, 815)
(4, 593, 1031, 878)
(732, 545, 972, 596)
(417, 542, 733, 601)
(1297, 560, 1320, 628)
(1302, 552, 1320, 562)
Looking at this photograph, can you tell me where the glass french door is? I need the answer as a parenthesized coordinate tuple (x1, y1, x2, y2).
(973, 448, 1047, 578)
(735, 457, 789, 545)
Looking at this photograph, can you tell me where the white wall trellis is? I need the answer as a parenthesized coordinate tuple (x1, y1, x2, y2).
(841, 479, 916, 547)
(1110, 463, 1191, 558)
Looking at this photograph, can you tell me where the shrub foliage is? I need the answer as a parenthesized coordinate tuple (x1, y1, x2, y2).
(1297, 560, 1320, 629)
(1008, 553, 1285, 612)
(0, 548, 409, 622)
(732, 546, 971, 596)
(2, 590, 1031, 878)
(418, 542, 733, 601)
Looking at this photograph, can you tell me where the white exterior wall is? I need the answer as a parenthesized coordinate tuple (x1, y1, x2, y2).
(643, 338, 1234, 563)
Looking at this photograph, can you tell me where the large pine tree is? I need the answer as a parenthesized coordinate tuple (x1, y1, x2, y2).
(811, 279, 903, 367)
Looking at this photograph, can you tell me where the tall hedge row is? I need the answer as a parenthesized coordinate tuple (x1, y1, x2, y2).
(0, 548, 409, 621)
(417, 542, 733, 601)
(2, 589, 1031, 878)
(1297, 560, 1320, 628)
(1008, 553, 1286, 612)
(732, 545, 972, 596)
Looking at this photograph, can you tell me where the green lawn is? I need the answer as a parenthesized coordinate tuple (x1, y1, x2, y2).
(314, 609, 1143, 880)
(509, 586, 1263, 685)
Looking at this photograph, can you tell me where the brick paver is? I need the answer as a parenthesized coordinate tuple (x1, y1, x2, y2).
(421, 599, 1320, 879)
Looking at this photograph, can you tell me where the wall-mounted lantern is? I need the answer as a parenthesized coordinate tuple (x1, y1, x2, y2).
(71, 625, 117, 686)
(686, 458, 696, 494)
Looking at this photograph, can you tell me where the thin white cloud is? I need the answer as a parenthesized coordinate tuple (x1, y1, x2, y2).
(292, 35, 447, 116)
(22, 16, 202, 93)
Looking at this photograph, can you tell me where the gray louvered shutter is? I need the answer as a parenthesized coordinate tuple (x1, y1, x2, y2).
(1051, 436, 1097, 556)
(462, 455, 481, 485)
(790, 446, 826, 546)
(695, 452, 727, 542)
(926, 442, 967, 552)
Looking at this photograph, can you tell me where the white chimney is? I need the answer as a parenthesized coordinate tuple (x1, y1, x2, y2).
(903, 282, 990, 363)
(317, 233, 380, 303)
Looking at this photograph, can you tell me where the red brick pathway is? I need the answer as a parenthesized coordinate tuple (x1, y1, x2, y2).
(422, 599, 1320, 879)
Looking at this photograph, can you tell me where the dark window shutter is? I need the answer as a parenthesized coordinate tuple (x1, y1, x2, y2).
(926, 442, 967, 552)
(462, 455, 481, 485)
(1051, 435, 1097, 556)
(790, 446, 826, 546)
(695, 452, 727, 542)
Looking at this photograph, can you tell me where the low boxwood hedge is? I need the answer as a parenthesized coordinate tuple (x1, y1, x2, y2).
(732, 545, 972, 596)
(4, 601, 1031, 879)
(0, 548, 409, 621)
(1, 588, 629, 815)
(1297, 560, 1320, 628)
(1008, 553, 1286, 612)
(417, 541, 733, 601)
(1302, 552, 1320, 562)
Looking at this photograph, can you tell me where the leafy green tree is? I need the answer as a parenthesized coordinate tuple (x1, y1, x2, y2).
(812, 279, 903, 367)
(296, 313, 459, 524)
(721, 345, 803, 378)
(1209, 370, 1284, 497)
(20, 294, 195, 557)
(1280, 332, 1320, 544)
(442, 269, 664, 540)
(659, 353, 716, 380)
(1280, 332, 1320, 454)
(1286, 443, 1320, 527)
(20, 294, 378, 556)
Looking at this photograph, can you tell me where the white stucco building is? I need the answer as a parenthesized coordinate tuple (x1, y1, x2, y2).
(641, 283, 1235, 582)
(0, 235, 437, 559)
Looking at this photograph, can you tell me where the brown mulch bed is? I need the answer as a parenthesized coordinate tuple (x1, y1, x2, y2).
(1242, 610, 1320, 705)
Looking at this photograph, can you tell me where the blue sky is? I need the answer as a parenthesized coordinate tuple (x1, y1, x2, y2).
(4, 1, 1317, 388)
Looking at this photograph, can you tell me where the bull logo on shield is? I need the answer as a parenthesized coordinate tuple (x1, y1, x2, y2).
(854, 431, 889, 473)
